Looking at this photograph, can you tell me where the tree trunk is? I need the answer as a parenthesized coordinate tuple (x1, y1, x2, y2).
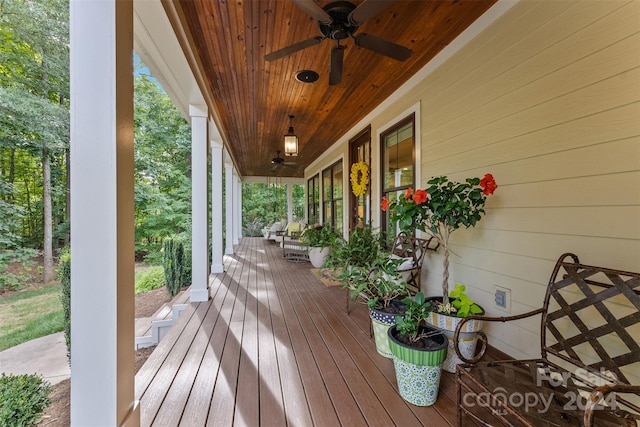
(41, 58, 53, 283)
(43, 143, 53, 283)
(8, 147, 15, 203)
(24, 175, 32, 236)
(440, 224, 451, 305)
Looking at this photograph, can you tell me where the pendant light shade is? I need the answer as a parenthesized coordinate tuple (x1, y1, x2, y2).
(284, 115, 298, 156)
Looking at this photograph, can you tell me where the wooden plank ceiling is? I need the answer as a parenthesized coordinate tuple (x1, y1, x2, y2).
(175, 0, 496, 178)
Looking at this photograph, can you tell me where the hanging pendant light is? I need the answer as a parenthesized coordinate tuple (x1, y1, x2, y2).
(284, 114, 298, 156)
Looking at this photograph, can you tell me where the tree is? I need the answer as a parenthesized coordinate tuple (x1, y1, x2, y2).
(0, 0, 70, 282)
(133, 61, 192, 263)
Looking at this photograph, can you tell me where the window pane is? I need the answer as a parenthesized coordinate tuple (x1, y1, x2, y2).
(383, 121, 413, 191)
(323, 169, 332, 200)
(383, 189, 407, 240)
(333, 163, 343, 199)
(335, 200, 343, 235)
(396, 133, 413, 187)
(380, 115, 415, 237)
(313, 177, 320, 204)
(324, 202, 332, 226)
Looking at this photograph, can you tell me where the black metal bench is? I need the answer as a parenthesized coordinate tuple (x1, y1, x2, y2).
(454, 253, 640, 426)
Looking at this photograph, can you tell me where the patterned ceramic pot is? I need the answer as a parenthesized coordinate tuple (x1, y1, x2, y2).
(387, 325, 448, 406)
(426, 297, 485, 373)
(368, 300, 405, 358)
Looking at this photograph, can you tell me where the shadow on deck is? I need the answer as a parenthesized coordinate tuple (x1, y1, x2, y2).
(135, 237, 463, 426)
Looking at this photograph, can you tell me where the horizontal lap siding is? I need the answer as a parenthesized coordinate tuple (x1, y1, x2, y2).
(414, 0, 640, 361)
(305, 1, 639, 362)
(299, 0, 638, 399)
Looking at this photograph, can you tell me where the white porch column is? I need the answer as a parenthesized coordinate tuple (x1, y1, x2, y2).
(225, 163, 234, 254)
(190, 104, 210, 302)
(232, 169, 240, 245)
(70, 1, 138, 425)
(210, 139, 224, 273)
(238, 175, 243, 239)
(286, 183, 293, 222)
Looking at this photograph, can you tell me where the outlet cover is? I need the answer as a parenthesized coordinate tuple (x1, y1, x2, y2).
(494, 285, 511, 313)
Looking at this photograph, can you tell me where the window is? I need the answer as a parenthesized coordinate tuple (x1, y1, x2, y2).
(307, 174, 320, 224)
(381, 114, 415, 238)
(322, 160, 343, 234)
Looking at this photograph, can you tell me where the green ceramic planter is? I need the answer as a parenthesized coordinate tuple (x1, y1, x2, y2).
(387, 325, 448, 406)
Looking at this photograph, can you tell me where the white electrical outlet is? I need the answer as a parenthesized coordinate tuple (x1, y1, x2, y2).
(494, 285, 511, 313)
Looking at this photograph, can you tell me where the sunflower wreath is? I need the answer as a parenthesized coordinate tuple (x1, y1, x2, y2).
(350, 161, 369, 197)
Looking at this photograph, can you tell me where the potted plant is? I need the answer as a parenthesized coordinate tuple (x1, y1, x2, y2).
(426, 284, 485, 372)
(387, 292, 448, 406)
(300, 225, 340, 268)
(339, 254, 410, 358)
(323, 225, 385, 271)
(383, 174, 497, 372)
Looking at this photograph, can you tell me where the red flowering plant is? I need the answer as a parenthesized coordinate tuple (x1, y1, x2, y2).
(382, 174, 498, 305)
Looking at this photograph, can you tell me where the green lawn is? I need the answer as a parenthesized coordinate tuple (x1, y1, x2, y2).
(0, 285, 64, 352)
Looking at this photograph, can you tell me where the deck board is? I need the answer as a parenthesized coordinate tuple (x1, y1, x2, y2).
(136, 237, 464, 426)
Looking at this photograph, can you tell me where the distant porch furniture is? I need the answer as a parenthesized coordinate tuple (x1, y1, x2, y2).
(263, 221, 284, 241)
(275, 221, 305, 247)
(282, 237, 310, 263)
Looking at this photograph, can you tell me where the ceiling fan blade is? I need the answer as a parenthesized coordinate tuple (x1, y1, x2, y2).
(282, 161, 298, 166)
(353, 33, 412, 61)
(270, 163, 281, 173)
(291, 0, 332, 24)
(348, 0, 395, 25)
(329, 45, 344, 86)
(265, 36, 324, 62)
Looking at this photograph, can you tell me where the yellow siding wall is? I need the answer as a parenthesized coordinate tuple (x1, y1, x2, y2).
(306, 0, 640, 359)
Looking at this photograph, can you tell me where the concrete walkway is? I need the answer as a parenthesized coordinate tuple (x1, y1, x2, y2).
(0, 332, 70, 385)
(0, 291, 189, 386)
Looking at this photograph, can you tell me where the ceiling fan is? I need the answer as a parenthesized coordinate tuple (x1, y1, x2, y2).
(271, 150, 298, 172)
(265, 0, 412, 85)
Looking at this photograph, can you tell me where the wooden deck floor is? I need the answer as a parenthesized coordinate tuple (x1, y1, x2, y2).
(135, 237, 463, 426)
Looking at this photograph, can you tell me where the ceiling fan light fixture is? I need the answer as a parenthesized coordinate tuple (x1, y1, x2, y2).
(284, 115, 298, 156)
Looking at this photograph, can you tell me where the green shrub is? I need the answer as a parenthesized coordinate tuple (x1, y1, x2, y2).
(0, 248, 38, 292)
(134, 267, 165, 293)
(0, 373, 51, 427)
(300, 225, 341, 247)
(58, 247, 71, 362)
(175, 229, 192, 286)
(142, 248, 164, 266)
(0, 273, 24, 292)
(324, 225, 384, 269)
(163, 238, 184, 297)
(182, 246, 192, 286)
